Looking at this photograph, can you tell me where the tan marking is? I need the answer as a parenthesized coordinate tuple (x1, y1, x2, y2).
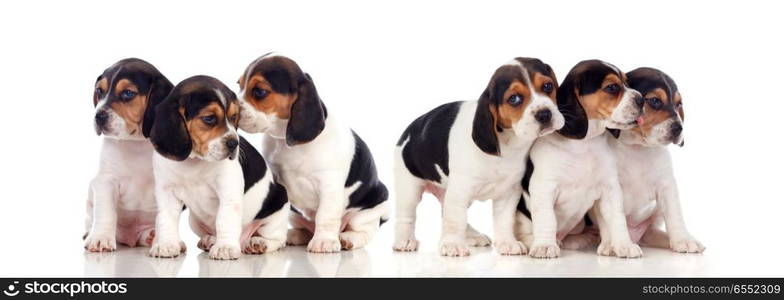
(184, 102, 228, 157)
(94, 78, 108, 105)
(243, 74, 295, 119)
(579, 74, 624, 120)
(531, 72, 557, 103)
(109, 79, 147, 135)
(496, 80, 531, 128)
(226, 101, 239, 127)
(632, 88, 677, 137)
(674, 91, 684, 121)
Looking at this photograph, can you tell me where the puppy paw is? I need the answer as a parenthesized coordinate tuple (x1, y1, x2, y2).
(614, 242, 643, 258)
(84, 233, 116, 252)
(494, 239, 527, 255)
(529, 241, 560, 258)
(307, 237, 341, 253)
(439, 242, 470, 257)
(149, 240, 186, 258)
(138, 229, 155, 247)
(209, 242, 241, 260)
(670, 236, 705, 253)
(286, 229, 312, 246)
(339, 231, 368, 250)
(561, 233, 599, 250)
(393, 238, 419, 252)
(466, 232, 492, 247)
(244, 237, 285, 254)
(197, 235, 216, 251)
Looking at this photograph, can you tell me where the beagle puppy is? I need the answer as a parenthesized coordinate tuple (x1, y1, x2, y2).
(148, 76, 289, 260)
(236, 54, 389, 253)
(84, 58, 173, 252)
(393, 58, 565, 256)
(517, 60, 645, 258)
(607, 67, 704, 253)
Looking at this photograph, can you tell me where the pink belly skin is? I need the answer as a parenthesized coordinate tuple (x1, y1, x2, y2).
(627, 215, 655, 244)
(115, 209, 156, 247)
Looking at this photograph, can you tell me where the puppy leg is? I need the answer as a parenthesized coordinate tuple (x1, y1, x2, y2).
(438, 176, 474, 257)
(595, 182, 642, 258)
(527, 181, 560, 258)
(287, 210, 314, 246)
(209, 180, 244, 260)
(657, 183, 705, 253)
(246, 203, 289, 254)
(308, 177, 345, 253)
(393, 167, 424, 251)
(149, 186, 186, 258)
(84, 177, 118, 252)
(137, 228, 156, 247)
(514, 210, 535, 248)
(492, 192, 527, 255)
(340, 202, 388, 250)
(189, 214, 214, 252)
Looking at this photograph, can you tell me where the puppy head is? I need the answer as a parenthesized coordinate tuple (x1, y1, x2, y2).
(621, 67, 684, 146)
(93, 58, 173, 140)
(472, 57, 564, 155)
(236, 53, 325, 146)
(557, 60, 643, 139)
(150, 76, 241, 162)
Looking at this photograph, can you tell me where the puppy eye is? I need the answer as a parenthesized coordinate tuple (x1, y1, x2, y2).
(603, 84, 620, 94)
(120, 90, 137, 101)
(675, 101, 682, 108)
(507, 94, 523, 107)
(202, 115, 217, 126)
(542, 82, 554, 93)
(95, 87, 105, 97)
(229, 114, 238, 123)
(252, 87, 269, 99)
(648, 97, 663, 109)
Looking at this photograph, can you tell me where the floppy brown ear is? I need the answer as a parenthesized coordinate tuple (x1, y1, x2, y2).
(143, 75, 174, 138)
(472, 88, 500, 155)
(556, 73, 589, 139)
(149, 93, 192, 161)
(286, 73, 326, 146)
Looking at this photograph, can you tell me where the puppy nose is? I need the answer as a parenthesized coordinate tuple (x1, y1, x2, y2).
(225, 139, 239, 151)
(634, 96, 645, 108)
(95, 111, 109, 127)
(534, 109, 552, 124)
(671, 123, 683, 137)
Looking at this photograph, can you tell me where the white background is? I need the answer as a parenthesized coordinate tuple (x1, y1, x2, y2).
(1, 0, 782, 277)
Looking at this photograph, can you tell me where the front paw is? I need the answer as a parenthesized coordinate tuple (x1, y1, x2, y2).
(670, 236, 705, 253)
(598, 241, 643, 258)
(393, 238, 420, 252)
(244, 237, 285, 254)
(209, 242, 241, 260)
(529, 240, 560, 258)
(149, 240, 186, 258)
(466, 233, 492, 247)
(197, 235, 216, 251)
(84, 233, 116, 252)
(494, 239, 527, 255)
(307, 237, 341, 253)
(439, 241, 470, 257)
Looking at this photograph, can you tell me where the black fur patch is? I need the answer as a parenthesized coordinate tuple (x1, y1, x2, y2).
(397, 101, 462, 183)
(238, 136, 267, 192)
(557, 60, 624, 139)
(254, 181, 288, 220)
(346, 131, 389, 211)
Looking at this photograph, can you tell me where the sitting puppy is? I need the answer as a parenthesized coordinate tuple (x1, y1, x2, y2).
(607, 67, 704, 253)
(236, 53, 389, 253)
(85, 58, 173, 252)
(394, 58, 565, 256)
(148, 75, 289, 260)
(517, 60, 644, 258)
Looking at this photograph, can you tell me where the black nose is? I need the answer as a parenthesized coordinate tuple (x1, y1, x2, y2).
(226, 139, 239, 151)
(634, 96, 645, 108)
(95, 111, 109, 127)
(671, 123, 683, 137)
(534, 109, 552, 124)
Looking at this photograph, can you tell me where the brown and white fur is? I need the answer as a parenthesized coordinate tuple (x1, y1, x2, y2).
(607, 67, 704, 253)
(517, 60, 645, 258)
(84, 58, 173, 252)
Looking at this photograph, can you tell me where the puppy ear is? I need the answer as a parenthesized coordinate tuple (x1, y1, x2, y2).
(150, 94, 192, 161)
(607, 128, 620, 139)
(472, 88, 500, 155)
(556, 74, 589, 139)
(286, 73, 326, 146)
(142, 76, 174, 138)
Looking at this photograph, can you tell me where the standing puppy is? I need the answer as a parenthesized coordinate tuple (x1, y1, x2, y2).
(518, 60, 644, 258)
(236, 54, 389, 253)
(148, 76, 289, 260)
(607, 67, 704, 253)
(85, 58, 173, 252)
(394, 58, 565, 256)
